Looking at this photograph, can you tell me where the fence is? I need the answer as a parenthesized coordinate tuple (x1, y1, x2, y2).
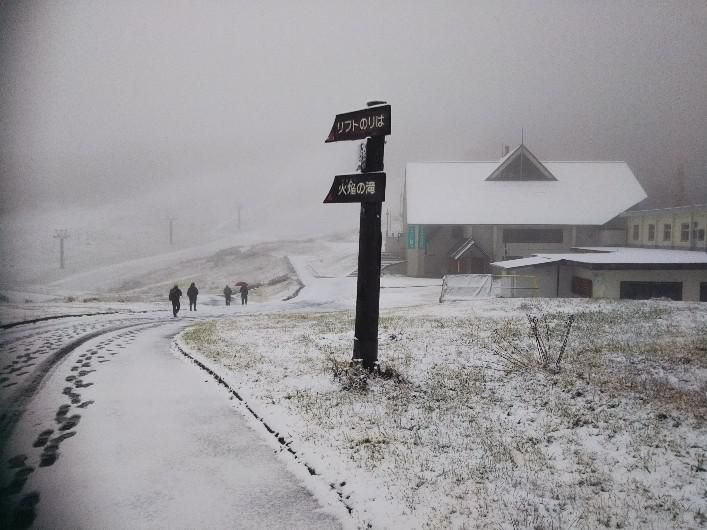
(439, 274, 539, 302)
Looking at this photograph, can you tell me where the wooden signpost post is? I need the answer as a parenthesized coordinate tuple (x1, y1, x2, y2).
(324, 102, 390, 370)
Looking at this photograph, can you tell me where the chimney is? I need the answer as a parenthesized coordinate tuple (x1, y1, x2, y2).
(502, 144, 510, 157)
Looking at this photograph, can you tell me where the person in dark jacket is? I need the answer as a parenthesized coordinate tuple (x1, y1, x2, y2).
(240, 283, 248, 305)
(169, 284, 182, 317)
(223, 285, 232, 306)
(187, 282, 199, 311)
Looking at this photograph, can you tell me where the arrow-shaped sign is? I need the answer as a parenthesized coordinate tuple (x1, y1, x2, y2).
(325, 105, 391, 143)
(323, 172, 386, 203)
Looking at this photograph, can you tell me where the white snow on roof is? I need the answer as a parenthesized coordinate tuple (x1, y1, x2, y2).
(571, 247, 707, 264)
(491, 255, 564, 269)
(621, 203, 707, 217)
(492, 247, 707, 269)
(406, 161, 646, 225)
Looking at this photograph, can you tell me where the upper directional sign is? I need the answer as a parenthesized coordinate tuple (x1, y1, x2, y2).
(323, 172, 386, 203)
(325, 105, 391, 143)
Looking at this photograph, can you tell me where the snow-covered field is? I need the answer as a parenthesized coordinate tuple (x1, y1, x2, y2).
(3, 232, 707, 529)
(179, 299, 707, 529)
(167, 240, 707, 530)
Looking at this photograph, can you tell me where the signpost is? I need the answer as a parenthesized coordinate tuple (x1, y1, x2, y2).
(325, 104, 391, 143)
(324, 102, 390, 370)
(323, 172, 386, 204)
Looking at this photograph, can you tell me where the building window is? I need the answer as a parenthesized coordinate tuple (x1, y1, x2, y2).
(632, 224, 639, 240)
(502, 229, 563, 244)
(693, 222, 705, 242)
(663, 224, 672, 241)
(680, 223, 690, 242)
(620, 281, 683, 301)
(648, 224, 655, 241)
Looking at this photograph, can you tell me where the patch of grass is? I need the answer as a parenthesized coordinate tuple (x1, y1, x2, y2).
(182, 299, 707, 529)
(182, 320, 220, 349)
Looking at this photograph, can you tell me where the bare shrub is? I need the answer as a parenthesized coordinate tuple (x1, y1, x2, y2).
(489, 313, 576, 373)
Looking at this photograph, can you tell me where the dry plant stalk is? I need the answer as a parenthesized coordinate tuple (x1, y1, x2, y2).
(491, 313, 576, 372)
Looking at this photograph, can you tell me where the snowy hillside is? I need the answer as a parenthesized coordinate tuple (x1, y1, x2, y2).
(0, 228, 360, 303)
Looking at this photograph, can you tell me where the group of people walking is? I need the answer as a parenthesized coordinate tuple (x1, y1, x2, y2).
(168, 282, 248, 317)
(222, 283, 248, 306)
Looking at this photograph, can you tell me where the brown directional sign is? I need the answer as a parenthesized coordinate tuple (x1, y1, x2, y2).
(323, 172, 386, 203)
(325, 105, 391, 143)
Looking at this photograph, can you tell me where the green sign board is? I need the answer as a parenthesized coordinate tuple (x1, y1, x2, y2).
(407, 226, 416, 249)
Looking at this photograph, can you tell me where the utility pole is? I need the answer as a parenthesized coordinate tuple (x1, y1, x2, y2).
(168, 217, 175, 245)
(386, 209, 390, 237)
(237, 204, 242, 231)
(53, 229, 69, 269)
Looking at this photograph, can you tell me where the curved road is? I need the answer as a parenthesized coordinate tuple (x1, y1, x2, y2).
(0, 307, 344, 529)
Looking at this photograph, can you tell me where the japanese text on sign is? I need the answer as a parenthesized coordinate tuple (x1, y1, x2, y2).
(335, 114, 386, 136)
(325, 105, 391, 143)
(323, 172, 386, 203)
(338, 179, 377, 196)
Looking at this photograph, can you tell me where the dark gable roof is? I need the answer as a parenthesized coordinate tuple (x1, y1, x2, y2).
(486, 144, 557, 181)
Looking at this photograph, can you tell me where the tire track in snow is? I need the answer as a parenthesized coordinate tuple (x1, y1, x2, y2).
(0, 319, 169, 443)
(0, 311, 120, 330)
(0, 320, 170, 528)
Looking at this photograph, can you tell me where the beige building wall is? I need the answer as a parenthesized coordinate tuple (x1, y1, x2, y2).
(470, 226, 495, 260)
(499, 265, 707, 301)
(574, 227, 626, 247)
(590, 269, 707, 301)
(497, 263, 577, 298)
(626, 208, 707, 250)
(408, 223, 637, 278)
(423, 226, 456, 276)
(406, 247, 424, 277)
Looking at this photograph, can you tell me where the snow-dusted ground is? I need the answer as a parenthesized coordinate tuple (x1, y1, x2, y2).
(1, 318, 344, 529)
(2, 233, 706, 529)
(177, 249, 707, 529)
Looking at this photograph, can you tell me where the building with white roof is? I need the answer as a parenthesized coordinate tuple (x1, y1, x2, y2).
(403, 144, 647, 278)
(491, 247, 707, 301)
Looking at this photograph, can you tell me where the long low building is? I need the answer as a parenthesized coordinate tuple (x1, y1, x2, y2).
(491, 247, 707, 301)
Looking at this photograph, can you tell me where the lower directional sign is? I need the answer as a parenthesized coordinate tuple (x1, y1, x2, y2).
(323, 172, 386, 203)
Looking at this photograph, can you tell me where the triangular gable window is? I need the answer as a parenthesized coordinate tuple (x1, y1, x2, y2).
(486, 144, 557, 181)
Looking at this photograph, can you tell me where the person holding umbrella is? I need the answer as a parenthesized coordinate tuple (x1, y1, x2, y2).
(237, 281, 248, 305)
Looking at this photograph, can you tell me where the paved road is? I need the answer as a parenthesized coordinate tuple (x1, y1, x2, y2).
(0, 312, 343, 529)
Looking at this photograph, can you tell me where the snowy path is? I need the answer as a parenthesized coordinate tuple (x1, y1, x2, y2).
(0, 252, 440, 528)
(285, 256, 357, 309)
(0, 314, 342, 529)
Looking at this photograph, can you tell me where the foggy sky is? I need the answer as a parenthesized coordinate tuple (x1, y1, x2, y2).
(2, 0, 707, 226)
